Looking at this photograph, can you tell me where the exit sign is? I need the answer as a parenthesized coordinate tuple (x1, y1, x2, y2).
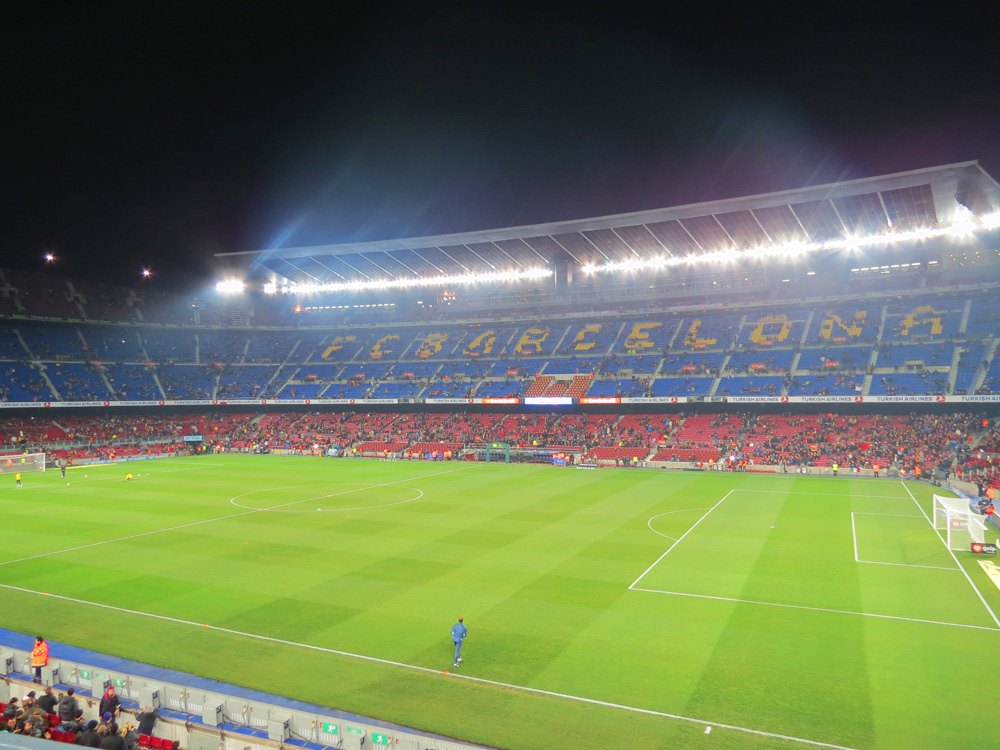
(320, 724, 338, 735)
(372, 733, 391, 745)
(345, 727, 363, 735)
(79, 670, 92, 680)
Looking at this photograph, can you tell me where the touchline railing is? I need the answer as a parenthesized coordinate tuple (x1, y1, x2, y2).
(0, 645, 492, 750)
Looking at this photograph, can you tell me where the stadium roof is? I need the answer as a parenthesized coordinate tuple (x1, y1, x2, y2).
(220, 162, 1000, 288)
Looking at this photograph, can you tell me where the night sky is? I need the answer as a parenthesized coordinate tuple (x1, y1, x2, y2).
(6, 4, 1000, 291)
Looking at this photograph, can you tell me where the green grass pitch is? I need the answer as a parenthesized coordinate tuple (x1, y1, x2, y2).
(1, 455, 997, 750)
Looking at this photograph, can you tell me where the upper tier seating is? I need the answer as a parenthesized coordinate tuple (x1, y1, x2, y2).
(1, 288, 1000, 404)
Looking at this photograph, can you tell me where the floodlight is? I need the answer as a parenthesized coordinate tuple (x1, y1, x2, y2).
(262, 282, 277, 294)
(277, 267, 553, 294)
(982, 213, 1000, 230)
(215, 280, 245, 294)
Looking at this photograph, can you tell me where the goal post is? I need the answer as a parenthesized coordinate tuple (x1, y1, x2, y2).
(0, 452, 46, 474)
(933, 494, 987, 550)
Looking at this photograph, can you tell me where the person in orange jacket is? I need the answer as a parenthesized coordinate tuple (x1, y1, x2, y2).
(30, 636, 48, 684)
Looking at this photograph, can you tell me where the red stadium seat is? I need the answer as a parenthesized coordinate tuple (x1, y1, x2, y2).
(139, 735, 152, 748)
(151, 736, 170, 750)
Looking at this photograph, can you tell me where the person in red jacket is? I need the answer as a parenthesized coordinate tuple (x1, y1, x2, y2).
(30, 636, 48, 684)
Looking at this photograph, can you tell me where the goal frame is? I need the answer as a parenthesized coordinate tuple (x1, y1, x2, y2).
(0, 452, 47, 474)
(933, 494, 986, 550)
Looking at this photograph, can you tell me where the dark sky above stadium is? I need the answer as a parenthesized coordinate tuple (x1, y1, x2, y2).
(6, 4, 1000, 291)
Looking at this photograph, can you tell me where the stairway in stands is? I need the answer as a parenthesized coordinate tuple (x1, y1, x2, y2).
(524, 376, 553, 397)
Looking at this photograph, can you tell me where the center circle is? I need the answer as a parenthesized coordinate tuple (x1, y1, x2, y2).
(230, 482, 423, 513)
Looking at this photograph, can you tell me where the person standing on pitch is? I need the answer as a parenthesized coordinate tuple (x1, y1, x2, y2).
(451, 617, 467, 668)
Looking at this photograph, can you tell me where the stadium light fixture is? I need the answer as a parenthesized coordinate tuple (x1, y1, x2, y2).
(580, 215, 1000, 277)
(215, 280, 245, 294)
(44, 253, 55, 263)
(272, 267, 553, 294)
(141, 268, 152, 278)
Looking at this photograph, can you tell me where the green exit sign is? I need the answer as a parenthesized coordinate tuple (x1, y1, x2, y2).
(112, 678, 126, 688)
(345, 727, 363, 735)
(79, 670, 91, 680)
(372, 733, 391, 745)
(320, 724, 338, 734)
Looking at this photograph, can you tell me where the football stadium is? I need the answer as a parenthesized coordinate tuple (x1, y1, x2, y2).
(5, 162, 1000, 750)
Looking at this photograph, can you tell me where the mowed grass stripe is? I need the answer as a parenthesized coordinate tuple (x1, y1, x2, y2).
(2, 457, 997, 750)
(852, 513, 954, 568)
(0, 582, 844, 750)
(686, 600, 876, 749)
(682, 484, 876, 747)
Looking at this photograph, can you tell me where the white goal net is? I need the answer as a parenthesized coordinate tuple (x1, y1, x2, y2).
(933, 494, 987, 550)
(0, 452, 46, 474)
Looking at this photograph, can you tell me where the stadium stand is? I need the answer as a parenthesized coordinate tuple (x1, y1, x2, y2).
(5, 286, 1000, 404)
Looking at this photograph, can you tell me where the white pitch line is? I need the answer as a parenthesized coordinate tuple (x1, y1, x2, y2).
(646, 507, 711, 541)
(0, 460, 226, 497)
(850, 511, 959, 570)
(901, 481, 1000, 629)
(851, 512, 859, 562)
(229, 483, 424, 513)
(856, 559, 960, 571)
(629, 491, 734, 590)
(737, 489, 907, 499)
(631, 587, 1000, 632)
(0, 582, 864, 750)
(0, 465, 474, 567)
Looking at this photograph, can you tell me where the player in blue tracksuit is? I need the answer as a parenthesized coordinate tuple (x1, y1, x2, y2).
(451, 617, 467, 667)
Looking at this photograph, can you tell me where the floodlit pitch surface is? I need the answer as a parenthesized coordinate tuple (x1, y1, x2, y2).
(1, 456, 997, 750)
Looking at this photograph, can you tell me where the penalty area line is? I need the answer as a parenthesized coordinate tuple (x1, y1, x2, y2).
(901, 481, 1000, 629)
(631, 587, 1000, 631)
(0, 582, 863, 750)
